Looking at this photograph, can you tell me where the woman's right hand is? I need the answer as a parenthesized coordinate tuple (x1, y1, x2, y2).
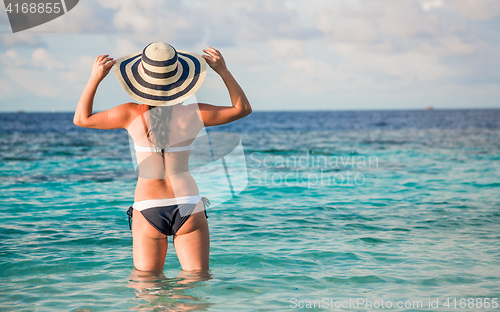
(202, 47, 228, 75)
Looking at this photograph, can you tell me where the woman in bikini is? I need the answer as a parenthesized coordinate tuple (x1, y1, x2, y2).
(73, 43, 251, 272)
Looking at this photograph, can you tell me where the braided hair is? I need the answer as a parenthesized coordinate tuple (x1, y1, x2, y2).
(146, 105, 173, 156)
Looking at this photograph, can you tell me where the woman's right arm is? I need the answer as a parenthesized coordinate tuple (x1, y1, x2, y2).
(198, 47, 252, 127)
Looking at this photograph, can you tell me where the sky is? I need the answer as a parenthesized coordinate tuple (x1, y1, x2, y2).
(0, 0, 499, 112)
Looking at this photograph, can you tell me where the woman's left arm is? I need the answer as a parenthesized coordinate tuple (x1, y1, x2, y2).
(74, 55, 136, 129)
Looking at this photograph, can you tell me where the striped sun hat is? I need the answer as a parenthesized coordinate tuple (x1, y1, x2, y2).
(113, 42, 207, 106)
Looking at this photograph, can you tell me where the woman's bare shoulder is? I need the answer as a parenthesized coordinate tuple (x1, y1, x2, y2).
(122, 103, 146, 130)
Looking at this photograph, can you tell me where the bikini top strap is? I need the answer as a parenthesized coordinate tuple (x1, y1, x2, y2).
(140, 112, 149, 136)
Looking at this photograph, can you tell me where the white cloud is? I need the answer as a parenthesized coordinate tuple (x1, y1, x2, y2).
(0, 34, 41, 47)
(58, 55, 94, 84)
(420, 37, 476, 55)
(279, 57, 336, 94)
(1, 50, 25, 67)
(112, 2, 155, 33)
(26, 0, 112, 33)
(32, 48, 63, 71)
(330, 45, 457, 85)
(4, 68, 59, 97)
(269, 39, 305, 59)
(0, 78, 13, 99)
(315, 7, 378, 43)
(422, 0, 444, 11)
(113, 38, 143, 57)
(201, 75, 226, 91)
(219, 47, 262, 65)
(375, 1, 440, 38)
(445, 0, 500, 21)
(1, 47, 96, 99)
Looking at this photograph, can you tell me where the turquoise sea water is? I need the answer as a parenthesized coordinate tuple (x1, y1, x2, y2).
(1, 109, 499, 311)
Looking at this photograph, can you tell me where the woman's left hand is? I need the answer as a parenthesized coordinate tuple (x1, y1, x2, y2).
(90, 54, 116, 83)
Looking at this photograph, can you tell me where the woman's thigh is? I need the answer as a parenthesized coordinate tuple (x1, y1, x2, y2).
(132, 208, 168, 272)
(173, 210, 210, 271)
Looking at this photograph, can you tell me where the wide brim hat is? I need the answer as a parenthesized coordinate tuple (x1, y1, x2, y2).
(113, 42, 207, 106)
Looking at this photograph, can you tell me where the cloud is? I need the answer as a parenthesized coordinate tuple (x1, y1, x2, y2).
(374, 1, 441, 38)
(4, 68, 59, 97)
(26, 0, 113, 33)
(422, 0, 444, 11)
(337, 49, 456, 85)
(1, 49, 25, 66)
(0, 78, 13, 99)
(4, 0, 319, 46)
(0, 34, 42, 47)
(420, 36, 476, 55)
(111, 0, 156, 33)
(1, 48, 96, 99)
(219, 47, 262, 65)
(279, 57, 335, 94)
(422, 0, 500, 20)
(227, 0, 319, 42)
(113, 38, 143, 57)
(269, 39, 305, 59)
(58, 55, 94, 84)
(445, 0, 500, 21)
(32, 48, 64, 70)
(315, 0, 442, 43)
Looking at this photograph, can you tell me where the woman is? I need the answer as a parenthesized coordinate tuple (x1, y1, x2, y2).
(73, 43, 251, 272)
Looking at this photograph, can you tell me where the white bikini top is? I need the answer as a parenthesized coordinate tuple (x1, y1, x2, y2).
(133, 142, 192, 153)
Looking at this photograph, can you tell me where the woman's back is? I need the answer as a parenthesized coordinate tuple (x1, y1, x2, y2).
(127, 104, 205, 201)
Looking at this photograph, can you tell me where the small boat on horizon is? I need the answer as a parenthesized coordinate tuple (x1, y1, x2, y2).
(425, 106, 434, 110)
